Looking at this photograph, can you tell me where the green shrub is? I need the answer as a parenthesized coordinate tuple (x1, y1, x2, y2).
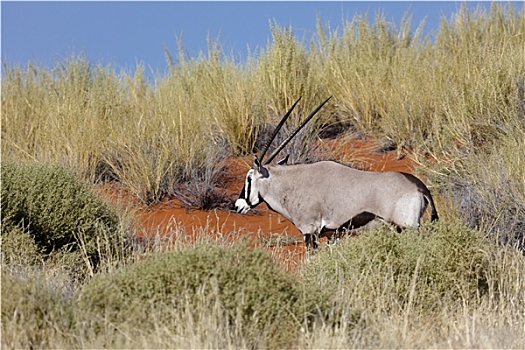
(80, 242, 322, 348)
(1, 161, 129, 275)
(303, 221, 493, 315)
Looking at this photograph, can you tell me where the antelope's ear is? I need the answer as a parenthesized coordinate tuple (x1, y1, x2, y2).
(260, 166, 269, 178)
(277, 154, 289, 166)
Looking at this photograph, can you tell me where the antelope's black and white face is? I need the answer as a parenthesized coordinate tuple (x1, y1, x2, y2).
(235, 168, 265, 214)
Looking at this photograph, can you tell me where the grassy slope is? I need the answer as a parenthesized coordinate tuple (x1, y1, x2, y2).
(2, 3, 525, 348)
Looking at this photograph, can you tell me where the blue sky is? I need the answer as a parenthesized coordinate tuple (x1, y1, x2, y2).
(1, 1, 517, 76)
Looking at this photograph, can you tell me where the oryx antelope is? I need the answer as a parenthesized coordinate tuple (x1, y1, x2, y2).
(235, 97, 439, 250)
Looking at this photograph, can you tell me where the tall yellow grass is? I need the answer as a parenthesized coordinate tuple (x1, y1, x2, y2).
(3, 3, 524, 205)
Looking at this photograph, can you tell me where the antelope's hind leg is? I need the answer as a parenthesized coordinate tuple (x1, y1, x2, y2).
(304, 233, 319, 251)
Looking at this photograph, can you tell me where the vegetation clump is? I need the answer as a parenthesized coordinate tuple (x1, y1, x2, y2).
(79, 242, 322, 348)
(300, 221, 525, 348)
(1, 161, 130, 275)
(303, 222, 493, 316)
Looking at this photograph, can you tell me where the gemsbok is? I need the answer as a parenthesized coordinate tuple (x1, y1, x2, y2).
(235, 97, 439, 250)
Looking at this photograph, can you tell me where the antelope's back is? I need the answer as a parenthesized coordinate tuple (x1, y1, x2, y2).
(267, 161, 422, 208)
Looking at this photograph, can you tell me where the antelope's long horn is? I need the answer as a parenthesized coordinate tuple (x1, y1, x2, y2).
(264, 96, 332, 165)
(258, 97, 302, 163)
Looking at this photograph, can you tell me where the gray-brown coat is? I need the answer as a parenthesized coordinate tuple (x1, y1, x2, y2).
(235, 160, 438, 249)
